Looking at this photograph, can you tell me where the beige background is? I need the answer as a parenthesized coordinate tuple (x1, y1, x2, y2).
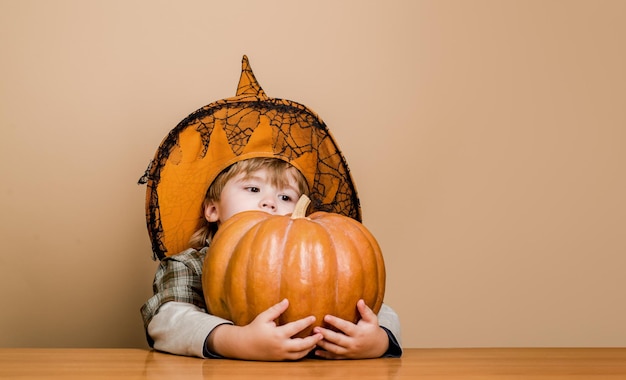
(1, 0, 625, 349)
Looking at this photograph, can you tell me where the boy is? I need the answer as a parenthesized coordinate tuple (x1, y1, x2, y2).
(140, 56, 402, 360)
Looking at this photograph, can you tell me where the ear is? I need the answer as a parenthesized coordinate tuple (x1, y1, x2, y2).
(204, 201, 220, 223)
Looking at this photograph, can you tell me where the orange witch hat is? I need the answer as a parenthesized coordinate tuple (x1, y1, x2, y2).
(139, 56, 361, 260)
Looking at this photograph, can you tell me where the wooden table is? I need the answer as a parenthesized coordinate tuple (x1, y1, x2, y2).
(1, 348, 625, 379)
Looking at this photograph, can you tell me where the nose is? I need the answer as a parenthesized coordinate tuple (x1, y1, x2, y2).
(260, 197, 276, 212)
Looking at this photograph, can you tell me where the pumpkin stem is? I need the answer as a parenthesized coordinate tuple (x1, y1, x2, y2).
(291, 194, 311, 219)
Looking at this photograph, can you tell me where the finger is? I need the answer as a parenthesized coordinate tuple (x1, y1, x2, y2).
(314, 333, 344, 353)
(256, 299, 289, 322)
(280, 315, 316, 337)
(323, 314, 356, 336)
(313, 327, 352, 353)
(287, 333, 323, 353)
(285, 350, 313, 361)
(313, 326, 345, 345)
(356, 299, 377, 323)
(278, 333, 322, 361)
(314, 347, 347, 360)
(285, 342, 320, 361)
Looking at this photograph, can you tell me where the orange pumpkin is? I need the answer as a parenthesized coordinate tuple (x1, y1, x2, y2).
(202, 195, 385, 338)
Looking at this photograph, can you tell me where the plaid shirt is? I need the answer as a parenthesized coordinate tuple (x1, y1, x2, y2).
(141, 247, 208, 328)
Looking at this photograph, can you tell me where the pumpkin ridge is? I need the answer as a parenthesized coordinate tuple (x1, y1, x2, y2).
(246, 220, 277, 321)
(328, 225, 341, 321)
(352, 221, 383, 311)
(351, 219, 385, 311)
(332, 220, 360, 323)
(230, 216, 274, 323)
(310, 219, 338, 327)
(314, 214, 378, 317)
(276, 217, 291, 324)
(227, 223, 257, 323)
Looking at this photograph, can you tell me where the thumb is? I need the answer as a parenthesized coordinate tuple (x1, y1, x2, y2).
(357, 299, 377, 323)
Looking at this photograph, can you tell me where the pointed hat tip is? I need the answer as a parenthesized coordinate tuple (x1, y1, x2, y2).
(236, 55, 267, 98)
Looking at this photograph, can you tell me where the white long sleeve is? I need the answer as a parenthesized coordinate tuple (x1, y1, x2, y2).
(377, 303, 402, 347)
(147, 302, 232, 358)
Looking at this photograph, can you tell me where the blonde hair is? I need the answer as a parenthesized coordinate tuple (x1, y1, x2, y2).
(188, 158, 309, 249)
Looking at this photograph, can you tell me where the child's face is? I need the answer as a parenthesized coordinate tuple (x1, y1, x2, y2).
(204, 168, 302, 224)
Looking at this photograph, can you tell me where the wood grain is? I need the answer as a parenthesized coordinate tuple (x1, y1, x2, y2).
(1, 348, 625, 379)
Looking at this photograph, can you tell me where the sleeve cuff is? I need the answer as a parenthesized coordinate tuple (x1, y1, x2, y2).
(380, 326, 403, 358)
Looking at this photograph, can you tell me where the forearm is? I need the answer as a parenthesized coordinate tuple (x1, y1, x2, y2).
(148, 301, 232, 358)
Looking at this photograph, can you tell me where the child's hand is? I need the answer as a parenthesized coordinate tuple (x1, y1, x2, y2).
(207, 299, 322, 361)
(313, 299, 389, 359)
